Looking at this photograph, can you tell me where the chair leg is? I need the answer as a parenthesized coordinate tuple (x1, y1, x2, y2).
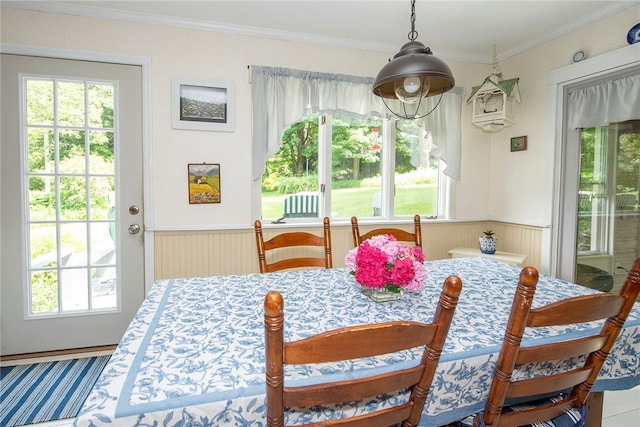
(585, 391, 604, 427)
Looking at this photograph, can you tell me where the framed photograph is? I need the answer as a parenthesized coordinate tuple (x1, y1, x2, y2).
(510, 135, 527, 152)
(188, 163, 221, 204)
(172, 77, 235, 132)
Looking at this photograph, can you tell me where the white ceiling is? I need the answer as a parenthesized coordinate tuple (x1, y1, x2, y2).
(5, 0, 639, 62)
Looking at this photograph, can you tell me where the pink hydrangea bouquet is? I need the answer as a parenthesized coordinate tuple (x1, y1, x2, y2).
(344, 234, 427, 293)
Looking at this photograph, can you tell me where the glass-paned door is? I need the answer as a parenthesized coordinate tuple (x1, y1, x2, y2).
(575, 120, 640, 293)
(1, 54, 145, 355)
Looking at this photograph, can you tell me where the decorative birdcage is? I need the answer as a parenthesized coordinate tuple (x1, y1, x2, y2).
(467, 48, 521, 132)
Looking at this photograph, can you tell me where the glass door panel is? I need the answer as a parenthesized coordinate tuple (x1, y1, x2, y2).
(576, 121, 640, 293)
(25, 77, 117, 316)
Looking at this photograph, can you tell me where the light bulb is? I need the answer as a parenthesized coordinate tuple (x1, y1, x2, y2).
(403, 76, 421, 93)
(394, 77, 429, 104)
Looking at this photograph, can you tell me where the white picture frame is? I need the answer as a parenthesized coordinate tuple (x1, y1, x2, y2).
(171, 77, 235, 132)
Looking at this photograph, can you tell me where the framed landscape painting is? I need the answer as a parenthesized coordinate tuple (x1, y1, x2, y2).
(172, 77, 235, 132)
(188, 163, 221, 204)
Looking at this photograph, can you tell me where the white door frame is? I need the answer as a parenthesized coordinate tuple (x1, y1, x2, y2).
(0, 42, 155, 295)
(546, 42, 640, 280)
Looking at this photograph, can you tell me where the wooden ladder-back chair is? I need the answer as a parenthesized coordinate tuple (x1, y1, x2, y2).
(469, 259, 640, 427)
(254, 217, 332, 273)
(351, 215, 422, 248)
(264, 275, 462, 427)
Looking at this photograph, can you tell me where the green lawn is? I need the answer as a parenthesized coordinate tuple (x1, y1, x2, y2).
(262, 185, 436, 219)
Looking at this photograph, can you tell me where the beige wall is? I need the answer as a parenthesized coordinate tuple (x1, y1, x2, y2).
(1, 6, 490, 229)
(490, 5, 640, 226)
(1, 4, 636, 280)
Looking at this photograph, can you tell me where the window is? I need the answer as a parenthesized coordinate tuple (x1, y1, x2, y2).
(251, 66, 461, 223)
(577, 121, 640, 255)
(260, 115, 443, 221)
(393, 120, 441, 217)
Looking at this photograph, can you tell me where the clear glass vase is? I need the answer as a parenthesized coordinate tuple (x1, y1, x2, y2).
(361, 286, 403, 302)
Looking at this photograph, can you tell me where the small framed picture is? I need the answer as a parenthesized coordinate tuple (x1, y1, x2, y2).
(172, 77, 235, 132)
(510, 136, 527, 152)
(188, 163, 221, 204)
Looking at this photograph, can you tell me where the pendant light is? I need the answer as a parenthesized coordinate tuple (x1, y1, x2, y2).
(373, 0, 455, 119)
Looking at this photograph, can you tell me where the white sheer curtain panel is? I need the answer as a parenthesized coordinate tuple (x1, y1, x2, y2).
(251, 66, 385, 181)
(567, 73, 640, 129)
(417, 86, 463, 181)
(250, 65, 462, 181)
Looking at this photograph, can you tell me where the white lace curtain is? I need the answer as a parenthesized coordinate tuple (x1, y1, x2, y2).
(567, 73, 640, 129)
(251, 65, 462, 181)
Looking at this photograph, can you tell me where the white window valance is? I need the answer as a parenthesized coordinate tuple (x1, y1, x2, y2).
(251, 66, 462, 181)
(567, 73, 640, 129)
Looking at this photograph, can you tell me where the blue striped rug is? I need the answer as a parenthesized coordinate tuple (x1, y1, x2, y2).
(0, 356, 110, 427)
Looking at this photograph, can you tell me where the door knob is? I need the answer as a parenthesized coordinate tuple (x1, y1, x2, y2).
(128, 224, 141, 234)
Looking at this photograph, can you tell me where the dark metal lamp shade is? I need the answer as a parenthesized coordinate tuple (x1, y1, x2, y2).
(373, 40, 455, 102)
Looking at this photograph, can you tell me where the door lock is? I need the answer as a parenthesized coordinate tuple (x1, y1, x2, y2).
(129, 205, 140, 215)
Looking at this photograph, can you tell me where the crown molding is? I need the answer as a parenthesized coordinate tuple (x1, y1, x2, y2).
(0, 0, 488, 62)
(498, 1, 639, 60)
(3, 1, 638, 65)
(1, 1, 399, 53)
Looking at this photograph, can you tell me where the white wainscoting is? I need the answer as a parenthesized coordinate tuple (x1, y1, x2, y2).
(153, 221, 543, 280)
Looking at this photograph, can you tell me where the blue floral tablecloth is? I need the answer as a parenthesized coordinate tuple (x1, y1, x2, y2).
(74, 257, 640, 426)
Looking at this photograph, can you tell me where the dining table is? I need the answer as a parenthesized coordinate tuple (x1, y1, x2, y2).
(74, 257, 640, 426)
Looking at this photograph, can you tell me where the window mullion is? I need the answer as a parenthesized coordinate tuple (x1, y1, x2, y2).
(318, 114, 331, 219)
(437, 161, 451, 219)
(381, 119, 396, 218)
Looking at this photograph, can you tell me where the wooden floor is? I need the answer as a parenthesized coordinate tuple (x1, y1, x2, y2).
(0, 345, 116, 366)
